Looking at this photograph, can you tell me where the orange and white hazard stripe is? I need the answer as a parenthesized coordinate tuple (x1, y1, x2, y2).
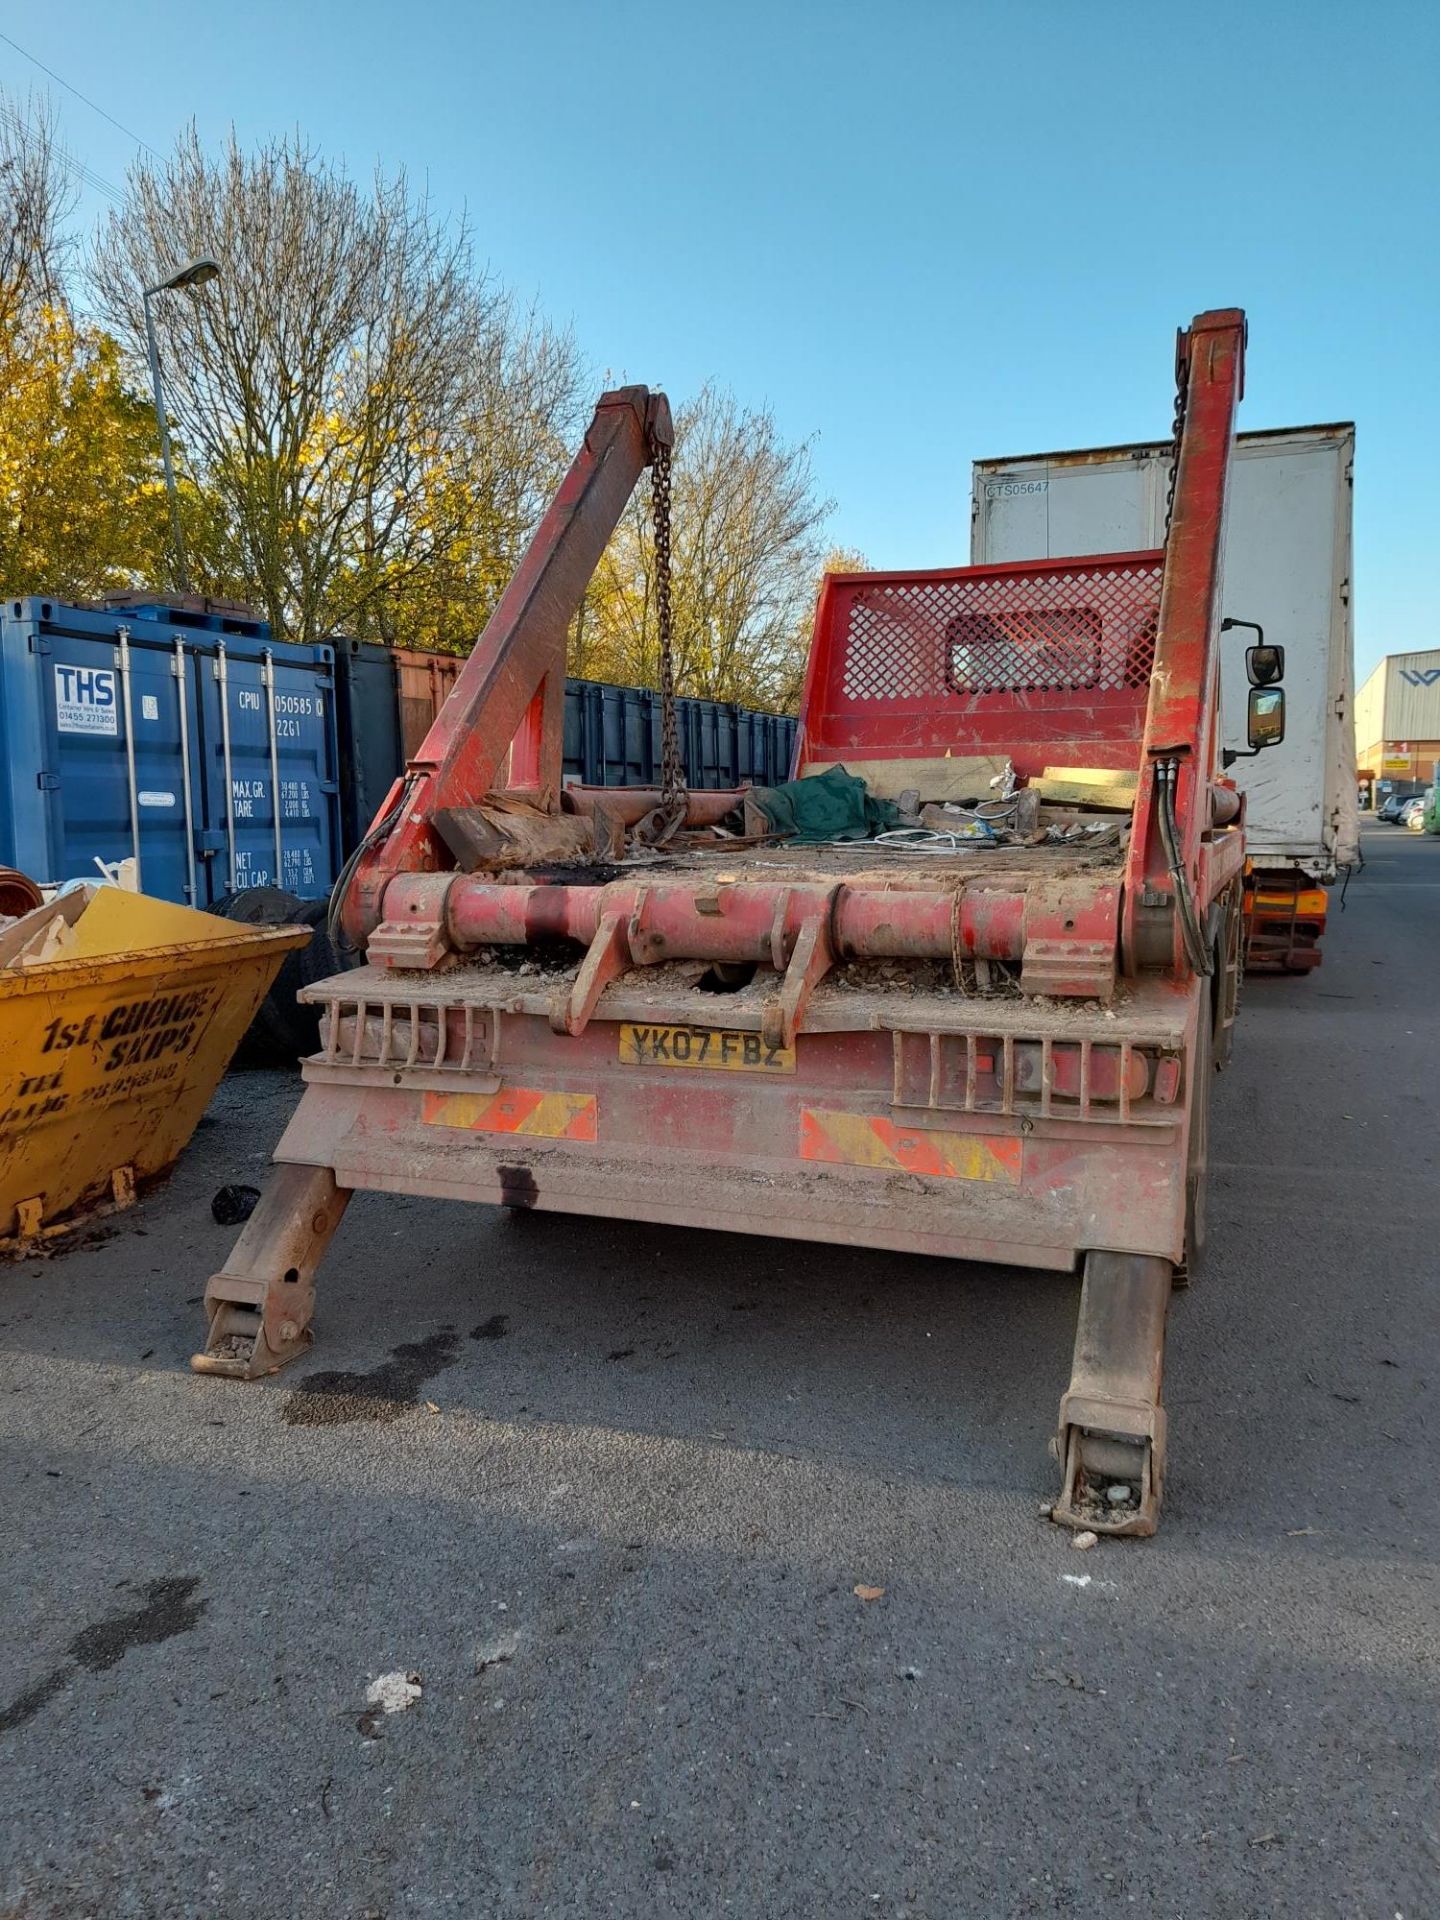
(422, 1088, 597, 1140)
(799, 1109, 1021, 1183)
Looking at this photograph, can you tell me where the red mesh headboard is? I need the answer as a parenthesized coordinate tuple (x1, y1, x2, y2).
(797, 551, 1164, 780)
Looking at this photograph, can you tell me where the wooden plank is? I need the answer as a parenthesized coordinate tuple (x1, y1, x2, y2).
(1042, 765, 1138, 789)
(434, 800, 599, 869)
(1034, 764, 1139, 811)
(1033, 780, 1137, 811)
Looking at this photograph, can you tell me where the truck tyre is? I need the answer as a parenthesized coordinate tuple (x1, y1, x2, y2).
(212, 888, 330, 1064)
(296, 903, 342, 993)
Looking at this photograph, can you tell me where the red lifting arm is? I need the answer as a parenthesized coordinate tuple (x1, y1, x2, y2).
(342, 385, 673, 946)
(1121, 309, 1247, 976)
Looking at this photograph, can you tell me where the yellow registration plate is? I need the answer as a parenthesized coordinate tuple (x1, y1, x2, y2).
(618, 1023, 795, 1074)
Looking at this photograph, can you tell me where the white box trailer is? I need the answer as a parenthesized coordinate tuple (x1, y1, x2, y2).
(971, 424, 1358, 970)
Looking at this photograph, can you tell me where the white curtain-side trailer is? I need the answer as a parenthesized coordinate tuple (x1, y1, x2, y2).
(971, 424, 1358, 971)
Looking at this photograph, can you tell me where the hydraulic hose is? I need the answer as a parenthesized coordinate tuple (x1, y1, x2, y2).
(1155, 758, 1212, 977)
(326, 773, 419, 956)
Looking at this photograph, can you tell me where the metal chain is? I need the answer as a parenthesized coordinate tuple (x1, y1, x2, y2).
(1163, 340, 1189, 542)
(652, 441, 686, 815)
(630, 437, 688, 847)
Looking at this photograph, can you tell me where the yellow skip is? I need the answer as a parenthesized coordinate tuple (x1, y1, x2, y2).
(0, 887, 306, 1248)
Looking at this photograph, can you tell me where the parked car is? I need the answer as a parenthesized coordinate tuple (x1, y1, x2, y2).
(1401, 795, 1430, 830)
(1378, 789, 1423, 822)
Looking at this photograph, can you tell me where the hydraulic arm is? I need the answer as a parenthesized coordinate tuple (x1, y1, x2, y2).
(1121, 309, 1247, 977)
(342, 386, 673, 954)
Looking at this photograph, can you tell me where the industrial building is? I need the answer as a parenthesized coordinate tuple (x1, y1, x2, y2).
(1354, 647, 1440, 788)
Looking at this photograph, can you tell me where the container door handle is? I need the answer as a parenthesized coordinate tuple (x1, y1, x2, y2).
(172, 638, 198, 904)
(262, 647, 284, 889)
(216, 641, 238, 892)
(115, 624, 143, 891)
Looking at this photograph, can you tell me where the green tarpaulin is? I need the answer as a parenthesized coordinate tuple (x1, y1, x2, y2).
(746, 765, 901, 843)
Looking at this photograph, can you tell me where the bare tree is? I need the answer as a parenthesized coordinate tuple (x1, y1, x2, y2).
(0, 93, 74, 340)
(92, 129, 582, 642)
(578, 386, 831, 709)
(356, 302, 583, 651)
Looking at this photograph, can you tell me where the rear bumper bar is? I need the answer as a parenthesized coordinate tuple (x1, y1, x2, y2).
(277, 977, 1198, 1269)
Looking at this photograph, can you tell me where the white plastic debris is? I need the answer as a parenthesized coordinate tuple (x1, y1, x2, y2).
(474, 1630, 521, 1673)
(365, 1671, 422, 1714)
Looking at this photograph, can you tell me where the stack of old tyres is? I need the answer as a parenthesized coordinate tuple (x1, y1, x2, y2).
(211, 888, 341, 1063)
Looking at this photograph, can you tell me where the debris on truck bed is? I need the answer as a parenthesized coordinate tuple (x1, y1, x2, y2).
(587, 758, 1135, 868)
(619, 833, 1129, 887)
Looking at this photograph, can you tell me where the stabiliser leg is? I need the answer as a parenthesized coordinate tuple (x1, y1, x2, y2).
(191, 1163, 350, 1381)
(1052, 1250, 1172, 1537)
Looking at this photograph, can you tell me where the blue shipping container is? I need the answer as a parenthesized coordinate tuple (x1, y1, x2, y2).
(0, 597, 341, 906)
(560, 679, 797, 789)
(329, 654, 797, 851)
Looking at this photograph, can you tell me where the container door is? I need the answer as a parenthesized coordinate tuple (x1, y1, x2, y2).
(621, 687, 650, 785)
(196, 642, 339, 901)
(600, 685, 650, 786)
(393, 649, 462, 761)
(269, 647, 340, 898)
(334, 642, 403, 856)
(40, 624, 199, 900)
(741, 713, 762, 787)
(562, 682, 585, 784)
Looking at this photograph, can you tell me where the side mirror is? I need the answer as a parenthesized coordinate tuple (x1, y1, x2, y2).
(1248, 685, 1285, 750)
(1247, 643, 1285, 687)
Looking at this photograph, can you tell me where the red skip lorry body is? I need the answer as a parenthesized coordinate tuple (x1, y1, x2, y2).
(194, 309, 1277, 1537)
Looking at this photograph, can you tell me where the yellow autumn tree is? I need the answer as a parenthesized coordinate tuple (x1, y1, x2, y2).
(766, 545, 873, 712)
(0, 96, 170, 597)
(0, 307, 170, 598)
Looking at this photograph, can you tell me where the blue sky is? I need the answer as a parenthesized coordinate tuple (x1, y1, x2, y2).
(4, 0, 1436, 681)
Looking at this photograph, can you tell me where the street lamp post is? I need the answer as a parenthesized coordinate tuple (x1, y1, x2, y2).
(142, 256, 221, 597)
